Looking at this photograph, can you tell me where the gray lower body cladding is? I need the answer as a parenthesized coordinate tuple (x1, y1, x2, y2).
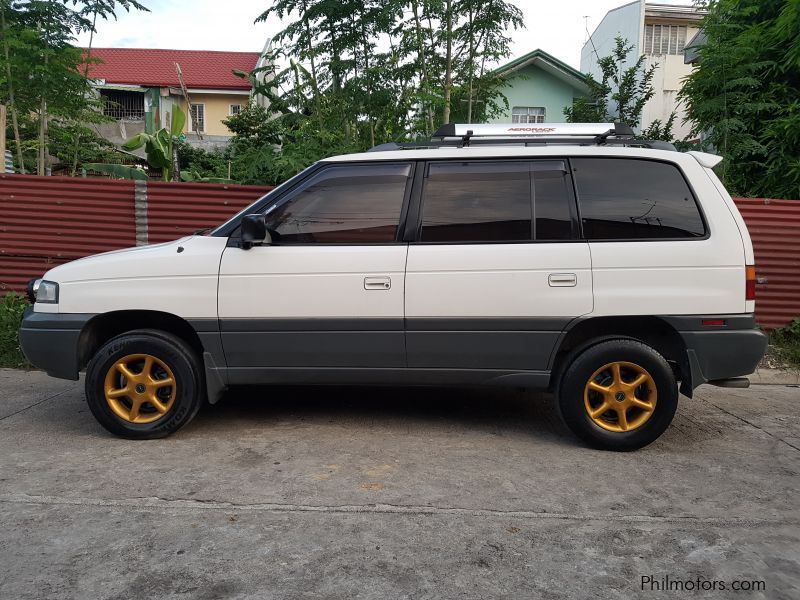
(219, 317, 567, 372)
(18, 312, 767, 393)
(217, 317, 565, 387)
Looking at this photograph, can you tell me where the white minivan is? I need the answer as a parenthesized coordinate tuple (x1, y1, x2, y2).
(19, 124, 767, 450)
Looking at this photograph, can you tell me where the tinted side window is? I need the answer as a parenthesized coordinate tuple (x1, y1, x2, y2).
(264, 163, 410, 243)
(533, 162, 573, 241)
(420, 162, 531, 242)
(572, 158, 705, 239)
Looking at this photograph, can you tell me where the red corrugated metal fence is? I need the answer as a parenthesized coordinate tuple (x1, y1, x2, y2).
(1, 174, 798, 329)
(146, 181, 270, 244)
(0, 175, 269, 294)
(734, 198, 800, 330)
(0, 174, 137, 293)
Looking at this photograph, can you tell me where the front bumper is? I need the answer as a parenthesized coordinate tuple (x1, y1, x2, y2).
(18, 309, 94, 380)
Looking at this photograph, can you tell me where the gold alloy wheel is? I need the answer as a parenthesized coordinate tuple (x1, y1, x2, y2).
(583, 361, 657, 433)
(103, 354, 177, 424)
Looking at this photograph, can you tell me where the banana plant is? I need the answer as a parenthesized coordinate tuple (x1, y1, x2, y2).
(83, 163, 149, 180)
(180, 170, 235, 184)
(122, 104, 186, 181)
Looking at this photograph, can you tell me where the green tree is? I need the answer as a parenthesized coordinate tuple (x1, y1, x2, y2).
(8, 1, 95, 174)
(68, 0, 149, 175)
(0, 2, 28, 171)
(176, 140, 230, 180)
(680, 0, 800, 199)
(249, 0, 524, 184)
(565, 37, 658, 130)
(640, 113, 676, 143)
(455, 0, 523, 124)
(0, 0, 147, 175)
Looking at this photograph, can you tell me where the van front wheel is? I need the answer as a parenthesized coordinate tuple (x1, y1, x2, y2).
(557, 339, 678, 451)
(85, 330, 204, 439)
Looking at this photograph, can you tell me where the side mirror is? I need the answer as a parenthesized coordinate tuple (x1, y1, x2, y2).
(240, 214, 272, 249)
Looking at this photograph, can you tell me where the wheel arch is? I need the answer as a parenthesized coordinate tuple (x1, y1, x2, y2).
(550, 316, 691, 396)
(77, 310, 205, 370)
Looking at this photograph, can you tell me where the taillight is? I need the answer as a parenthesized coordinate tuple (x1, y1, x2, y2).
(745, 265, 756, 301)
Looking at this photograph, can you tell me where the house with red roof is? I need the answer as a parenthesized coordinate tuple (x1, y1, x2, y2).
(86, 47, 266, 147)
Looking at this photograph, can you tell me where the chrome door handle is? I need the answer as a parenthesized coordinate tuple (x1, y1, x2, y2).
(548, 273, 577, 287)
(364, 276, 391, 290)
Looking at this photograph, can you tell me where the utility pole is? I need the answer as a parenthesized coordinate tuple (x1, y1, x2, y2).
(172, 62, 197, 182)
(175, 62, 202, 140)
(172, 142, 180, 182)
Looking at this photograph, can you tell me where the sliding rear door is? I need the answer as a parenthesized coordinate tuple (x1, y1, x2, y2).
(405, 159, 593, 371)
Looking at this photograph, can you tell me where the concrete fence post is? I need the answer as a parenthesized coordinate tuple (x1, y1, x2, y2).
(134, 180, 149, 246)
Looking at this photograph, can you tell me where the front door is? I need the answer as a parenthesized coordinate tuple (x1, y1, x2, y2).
(404, 159, 593, 371)
(218, 162, 413, 379)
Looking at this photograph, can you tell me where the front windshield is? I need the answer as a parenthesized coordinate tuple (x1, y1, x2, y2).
(210, 163, 319, 236)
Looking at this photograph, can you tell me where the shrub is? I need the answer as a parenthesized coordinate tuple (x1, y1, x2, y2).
(0, 293, 31, 369)
(770, 319, 800, 368)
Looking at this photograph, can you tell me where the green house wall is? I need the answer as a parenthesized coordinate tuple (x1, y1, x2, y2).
(491, 65, 587, 124)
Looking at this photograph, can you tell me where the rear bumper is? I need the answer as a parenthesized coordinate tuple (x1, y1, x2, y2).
(682, 329, 768, 385)
(662, 315, 768, 390)
(18, 309, 93, 380)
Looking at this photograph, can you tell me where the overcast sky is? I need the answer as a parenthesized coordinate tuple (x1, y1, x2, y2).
(76, 0, 695, 70)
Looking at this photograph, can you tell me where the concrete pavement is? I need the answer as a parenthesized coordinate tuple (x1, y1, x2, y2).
(0, 368, 798, 599)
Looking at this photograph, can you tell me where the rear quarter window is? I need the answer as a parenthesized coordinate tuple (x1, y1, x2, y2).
(572, 158, 706, 240)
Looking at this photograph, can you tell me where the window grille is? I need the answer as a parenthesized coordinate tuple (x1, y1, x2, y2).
(190, 104, 205, 132)
(511, 107, 546, 124)
(644, 24, 688, 55)
(100, 89, 145, 120)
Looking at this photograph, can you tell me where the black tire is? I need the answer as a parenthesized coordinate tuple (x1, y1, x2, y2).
(556, 339, 678, 451)
(85, 329, 204, 439)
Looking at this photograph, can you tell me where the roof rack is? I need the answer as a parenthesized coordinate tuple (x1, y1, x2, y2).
(367, 122, 677, 152)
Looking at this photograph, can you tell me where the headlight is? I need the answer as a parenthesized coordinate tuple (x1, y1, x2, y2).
(28, 279, 59, 304)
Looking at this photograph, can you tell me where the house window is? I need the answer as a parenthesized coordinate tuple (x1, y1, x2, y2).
(644, 24, 688, 55)
(99, 89, 145, 120)
(229, 104, 242, 116)
(189, 103, 205, 132)
(512, 107, 546, 124)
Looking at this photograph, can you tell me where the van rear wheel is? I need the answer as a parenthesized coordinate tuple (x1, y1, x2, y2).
(557, 339, 678, 451)
(85, 329, 204, 439)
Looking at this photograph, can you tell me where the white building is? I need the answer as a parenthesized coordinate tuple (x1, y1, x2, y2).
(580, 1, 704, 140)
